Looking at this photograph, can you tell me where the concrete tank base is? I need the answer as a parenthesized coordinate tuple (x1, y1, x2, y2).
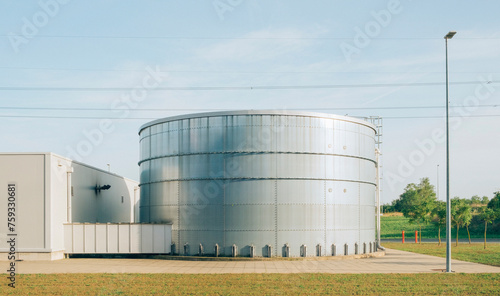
(151, 251, 385, 261)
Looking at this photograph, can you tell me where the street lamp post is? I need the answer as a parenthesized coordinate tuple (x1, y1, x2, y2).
(444, 30, 456, 273)
(437, 164, 439, 200)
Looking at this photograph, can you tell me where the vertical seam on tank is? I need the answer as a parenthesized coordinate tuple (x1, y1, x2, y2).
(324, 180, 326, 256)
(326, 124, 331, 255)
(223, 116, 226, 254)
(177, 123, 181, 249)
(358, 166, 361, 246)
(274, 116, 278, 256)
(149, 128, 152, 225)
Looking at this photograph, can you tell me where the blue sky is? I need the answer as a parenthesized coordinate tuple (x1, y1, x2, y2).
(1, 0, 499, 203)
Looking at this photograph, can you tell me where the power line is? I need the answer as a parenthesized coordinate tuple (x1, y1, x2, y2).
(1, 34, 499, 40)
(0, 105, 499, 112)
(0, 80, 497, 91)
(1, 66, 498, 75)
(3, 66, 498, 74)
(1, 114, 500, 120)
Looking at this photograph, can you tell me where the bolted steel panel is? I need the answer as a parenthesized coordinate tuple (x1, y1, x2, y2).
(360, 205, 376, 229)
(149, 205, 177, 225)
(277, 204, 325, 231)
(360, 183, 376, 206)
(225, 205, 275, 231)
(334, 204, 360, 230)
(276, 154, 325, 179)
(149, 182, 179, 206)
(276, 180, 324, 205)
(225, 180, 275, 204)
(179, 205, 224, 231)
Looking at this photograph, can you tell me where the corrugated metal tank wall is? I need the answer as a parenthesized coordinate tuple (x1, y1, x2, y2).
(138, 111, 376, 257)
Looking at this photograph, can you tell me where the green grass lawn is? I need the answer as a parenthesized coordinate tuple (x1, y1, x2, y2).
(1, 273, 499, 295)
(381, 214, 500, 240)
(383, 242, 500, 267)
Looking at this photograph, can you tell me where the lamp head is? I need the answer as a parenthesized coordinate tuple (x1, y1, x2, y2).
(444, 31, 456, 39)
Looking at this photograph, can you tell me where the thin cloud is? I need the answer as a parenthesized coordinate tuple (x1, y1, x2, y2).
(194, 28, 316, 63)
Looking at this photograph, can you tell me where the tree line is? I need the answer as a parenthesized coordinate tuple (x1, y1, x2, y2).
(383, 178, 500, 248)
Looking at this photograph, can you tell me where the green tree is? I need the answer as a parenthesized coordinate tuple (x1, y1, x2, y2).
(451, 198, 462, 246)
(482, 196, 490, 205)
(479, 207, 497, 249)
(451, 198, 472, 246)
(487, 192, 500, 210)
(431, 201, 446, 245)
(462, 205, 473, 244)
(470, 195, 481, 205)
(399, 178, 437, 243)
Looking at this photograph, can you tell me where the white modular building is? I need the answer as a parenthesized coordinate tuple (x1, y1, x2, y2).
(0, 153, 171, 260)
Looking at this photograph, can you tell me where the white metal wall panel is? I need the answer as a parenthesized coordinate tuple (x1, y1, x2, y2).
(107, 224, 119, 253)
(130, 224, 141, 253)
(153, 225, 166, 253)
(0, 154, 46, 250)
(95, 224, 107, 253)
(64, 224, 171, 254)
(118, 224, 130, 253)
(140, 224, 153, 253)
(72, 224, 84, 253)
(84, 224, 96, 253)
(64, 224, 73, 253)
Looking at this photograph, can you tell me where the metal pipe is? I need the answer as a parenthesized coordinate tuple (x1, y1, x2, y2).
(375, 149, 385, 251)
(133, 186, 139, 222)
(66, 167, 74, 222)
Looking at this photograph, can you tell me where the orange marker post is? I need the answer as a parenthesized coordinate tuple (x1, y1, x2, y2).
(415, 231, 418, 243)
(402, 230, 405, 244)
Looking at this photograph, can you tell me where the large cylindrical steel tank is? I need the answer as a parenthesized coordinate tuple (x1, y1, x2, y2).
(138, 110, 376, 257)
